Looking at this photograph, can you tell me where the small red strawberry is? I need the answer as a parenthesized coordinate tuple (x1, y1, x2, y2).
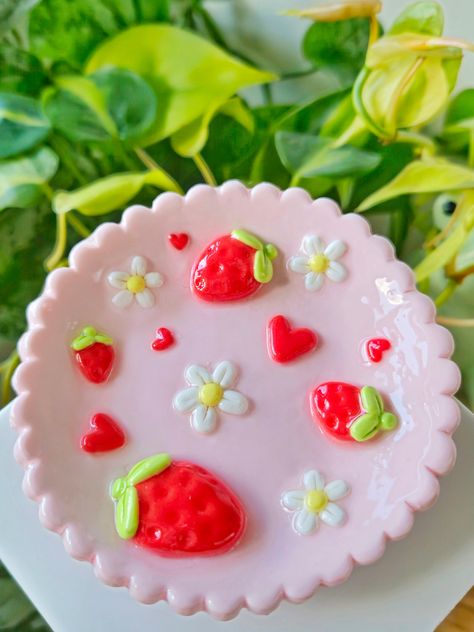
(111, 454, 246, 557)
(310, 382, 398, 442)
(71, 326, 115, 384)
(191, 229, 278, 302)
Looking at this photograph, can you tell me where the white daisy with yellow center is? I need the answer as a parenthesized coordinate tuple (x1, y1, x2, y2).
(288, 234, 348, 292)
(108, 256, 163, 309)
(281, 470, 350, 535)
(173, 361, 249, 434)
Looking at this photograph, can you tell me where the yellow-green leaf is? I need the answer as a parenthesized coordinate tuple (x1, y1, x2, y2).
(415, 197, 474, 281)
(357, 158, 474, 211)
(53, 168, 180, 216)
(85, 24, 276, 148)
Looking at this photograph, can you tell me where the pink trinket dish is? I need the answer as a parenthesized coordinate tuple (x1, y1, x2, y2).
(12, 181, 460, 619)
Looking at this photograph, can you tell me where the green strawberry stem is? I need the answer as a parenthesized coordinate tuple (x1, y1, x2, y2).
(350, 386, 398, 442)
(71, 326, 113, 351)
(111, 453, 172, 540)
(231, 229, 278, 284)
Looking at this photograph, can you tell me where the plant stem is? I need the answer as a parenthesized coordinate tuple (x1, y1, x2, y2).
(44, 213, 68, 271)
(0, 350, 19, 407)
(437, 315, 474, 328)
(134, 148, 184, 194)
(394, 130, 437, 154)
(193, 153, 217, 186)
(50, 136, 88, 185)
(449, 263, 474, 283)
(67, 212, 91, 239)
(279, 68, 318, 81)
(434, 280, 457, 307)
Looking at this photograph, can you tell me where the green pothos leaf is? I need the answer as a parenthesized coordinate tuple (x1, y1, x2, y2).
(53, 168, 180, 216)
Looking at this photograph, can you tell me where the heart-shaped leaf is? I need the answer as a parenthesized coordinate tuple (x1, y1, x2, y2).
(53, 168, 180, 216)
(275, 132, 381, 180)
(357, 158, 474, 210)
(0, 93, 50, 158)
(0, 147, 59, 211)
(389, 1, 444, 36)
(85, 24, 276, 150)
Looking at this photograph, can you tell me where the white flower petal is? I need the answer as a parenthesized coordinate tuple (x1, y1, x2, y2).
(135, 288, 155, 308)
(191, 405, 217, 434)
(304, 470, 325, 491)
(305, 271, 324, 292)
(185, 365, 211, 386)
(145, 271, 163, 288)
(320, 502, 346, 527)
(324, 239, 347, 261)
(212, 361, 237, 388)
(218, 390, 248, 415)
(303, 234, 324, 256)
(325, 480, 350, 501)
(108, 271, 128, 289)
(281, 490, 305, 510)
(293, 509, 318, 535)
(131, 255, 146, 276)
(173, 387, 199, 412)
(288, 256, 310, 274)
(326, 261, 347, 283)
(112, 290, 133, 309)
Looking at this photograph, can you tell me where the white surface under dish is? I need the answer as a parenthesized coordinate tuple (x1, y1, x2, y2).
(1, 400, 473, 631)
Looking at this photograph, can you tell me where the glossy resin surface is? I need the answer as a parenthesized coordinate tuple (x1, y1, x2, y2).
(12, 182, 460, 619)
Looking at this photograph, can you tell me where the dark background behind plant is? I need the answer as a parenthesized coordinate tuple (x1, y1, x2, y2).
(0, 0, 473, 628)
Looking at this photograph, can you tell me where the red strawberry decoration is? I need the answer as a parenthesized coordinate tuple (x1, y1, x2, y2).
(111, 454, 246, 556)
(267, 315, 317, 363)
(191, 229, 278, 302)
(311, 382, 398, 442)
(81, 413, 126, 453)
(71, 326, 115, 384)
(168, 233, 189, 250)
(151, 327, 175, 351)
(366, 338, 391, 363)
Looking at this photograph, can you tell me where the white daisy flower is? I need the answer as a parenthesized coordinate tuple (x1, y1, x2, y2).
(288, 234, 348, 291)
(173, 361, 249, 434)
(281, 470, 350, 536)
(108, 256, 163, 309)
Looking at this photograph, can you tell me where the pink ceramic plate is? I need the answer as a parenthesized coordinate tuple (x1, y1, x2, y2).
(12, 182, 460, 619)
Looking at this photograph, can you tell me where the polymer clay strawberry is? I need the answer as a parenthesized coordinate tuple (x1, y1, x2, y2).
(311, 382, 398, 442)
(111, 454, 246, 556)
(191, 229, 278, 302)
(71, 326, 115, 384)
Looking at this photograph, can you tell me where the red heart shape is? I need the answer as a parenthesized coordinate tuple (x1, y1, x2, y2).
(168, 233, 189, 250)
(366, 338, 391, 363)
(152, 327, 175, 351)
(80, 413, 126, 453)
(267, 315, 318, 363)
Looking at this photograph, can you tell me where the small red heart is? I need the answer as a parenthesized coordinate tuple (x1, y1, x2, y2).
(80, 413, 126, 453)
(267, 315, 318, 363)
(168, 233, 189, 250)
(366, 338, 391, 363)
(152, 327, 175, 351)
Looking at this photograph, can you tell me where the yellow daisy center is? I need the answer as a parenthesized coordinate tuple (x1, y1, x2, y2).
(126, 275, 146, 294)
(309, 253, 329, 274)
(304, 489, 328, 513)
(199, 382, 223, 407)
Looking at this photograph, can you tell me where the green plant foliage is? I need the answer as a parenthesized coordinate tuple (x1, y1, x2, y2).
(53, 168, 180, 216)
(275, 132, 381, 181)
(303, 18, 370, 80)
(388, 1, 444, 36)
(0, 147, 59, 210)
(0, 93, 50, 158)
(85, 24, 276, 154)
(0, 45, 45, 96)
